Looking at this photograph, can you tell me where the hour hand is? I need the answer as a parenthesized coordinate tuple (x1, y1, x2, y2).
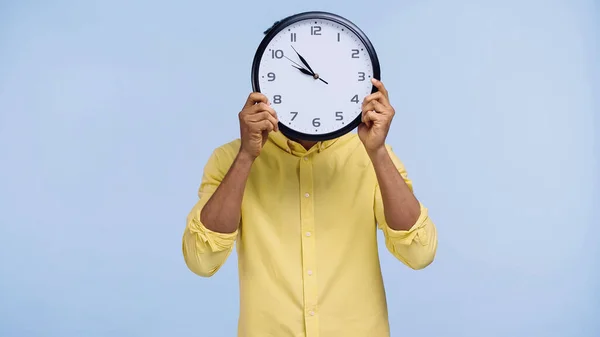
(291, 64, 313, 76)
(291, 45, 315, 74)
(284, 55, 328, 84)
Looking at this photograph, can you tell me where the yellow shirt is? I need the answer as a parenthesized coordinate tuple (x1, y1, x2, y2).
(182, 131, 437, 337)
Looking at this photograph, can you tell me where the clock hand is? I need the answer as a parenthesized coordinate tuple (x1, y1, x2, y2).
(292, 64, 329, 84)
(289, 45, 328, 84)
(290, 45, 315, 74)
(291, 64, 328, 84)
(284, 54, 329, 84)
(285, 55, 310, 73)
(291, 64, 313, 76)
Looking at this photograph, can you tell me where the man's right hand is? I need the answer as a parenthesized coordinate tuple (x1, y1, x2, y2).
(238, 92, 279, 159)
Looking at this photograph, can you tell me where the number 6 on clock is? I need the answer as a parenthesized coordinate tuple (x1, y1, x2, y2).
(251, 11, 381, 141)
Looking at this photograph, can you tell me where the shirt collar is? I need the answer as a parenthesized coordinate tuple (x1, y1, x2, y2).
(268, 130, 342, 156)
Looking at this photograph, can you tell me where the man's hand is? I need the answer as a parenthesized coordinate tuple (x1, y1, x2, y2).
(239, 92, 279, 159)
(358, 79, 423, 233)
(358, 78, 395, 154)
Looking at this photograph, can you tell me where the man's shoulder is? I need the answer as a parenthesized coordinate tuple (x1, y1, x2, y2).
(212, 138, 241, 157)
(204, 138, 241, 169)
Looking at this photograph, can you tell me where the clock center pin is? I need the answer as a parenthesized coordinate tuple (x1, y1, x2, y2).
(251, 11, 380, 141)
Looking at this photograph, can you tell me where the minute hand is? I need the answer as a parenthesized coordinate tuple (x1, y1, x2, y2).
(288, 46, 328, 84)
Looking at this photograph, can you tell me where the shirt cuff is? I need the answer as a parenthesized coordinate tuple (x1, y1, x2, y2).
(188, 216, 238, 252)
(382, 203, 431, 246)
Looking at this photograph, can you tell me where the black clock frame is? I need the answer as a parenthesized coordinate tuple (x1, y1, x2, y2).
(251, 11, 381, 142)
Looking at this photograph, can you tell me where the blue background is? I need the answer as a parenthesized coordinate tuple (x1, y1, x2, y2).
(0, 0, 598, 336)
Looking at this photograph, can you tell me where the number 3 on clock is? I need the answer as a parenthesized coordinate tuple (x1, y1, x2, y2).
(250, 11, 380, 141)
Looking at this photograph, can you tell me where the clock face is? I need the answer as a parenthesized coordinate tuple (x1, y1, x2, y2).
(252, 13, 380, 141)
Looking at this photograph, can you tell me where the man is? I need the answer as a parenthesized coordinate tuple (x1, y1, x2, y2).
(182, 78, 438, 337)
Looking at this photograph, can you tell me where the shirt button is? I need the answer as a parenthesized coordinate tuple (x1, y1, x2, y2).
(309, 311, 315, 316)
(306, 232, 311, 237)
(304, 192, 310, 198)
(307, 270, 313, 276)
(303, 156, 308, 161)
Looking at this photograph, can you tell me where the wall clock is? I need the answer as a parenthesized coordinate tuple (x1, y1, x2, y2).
(251, 11, 381, 141)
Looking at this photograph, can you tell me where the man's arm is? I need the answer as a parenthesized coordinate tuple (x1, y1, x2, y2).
(368, 146, 421, 231)
(371, 145, 438, 270)
(182, 92, 278, 277)
(199, 151, 254, 234)
(359, 78, 437, 270)
(182, 145, 249, 277)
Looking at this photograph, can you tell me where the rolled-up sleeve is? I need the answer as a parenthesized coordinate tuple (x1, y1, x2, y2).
(375, 146, 438, 270)
(182, 147, 238, 277)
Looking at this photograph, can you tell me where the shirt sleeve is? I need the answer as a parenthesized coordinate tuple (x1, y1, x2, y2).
(182, 146, 238, 277)
(374, 145, 438, 270)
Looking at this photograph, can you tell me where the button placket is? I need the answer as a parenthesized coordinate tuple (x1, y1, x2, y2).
(299, 155, 319, 336)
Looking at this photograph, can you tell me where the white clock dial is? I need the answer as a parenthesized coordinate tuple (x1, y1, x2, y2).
(254, 17, 377, 139)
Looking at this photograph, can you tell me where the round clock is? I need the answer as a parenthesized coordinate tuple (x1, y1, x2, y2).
(251, 11, 381, 141)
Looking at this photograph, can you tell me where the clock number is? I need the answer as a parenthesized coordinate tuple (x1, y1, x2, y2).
(351, 94, 359, 103)
(335, 111, 343, 120)
(290, 33, 296, 42)
(358, 72, 365, 81)
(271, 49, 284, 59)
(351, 49, 360, 58)
(273, 95, 282, 104)
(337, 32, 340, 42)
(311, 26, 322, 35)
(267, 72, 276, 81)
(312, 117, 321, 127)
(290, 111, 298, 121)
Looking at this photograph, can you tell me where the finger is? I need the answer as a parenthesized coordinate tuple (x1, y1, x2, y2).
(258, 103, 279, 131)
(247, 111, 279, 131)
(371, 78, 388, 99)
(247, 110, 272, 122)
(362, 92, 386, 109)
(248, 104, 279, 131)
(253, 102, 278, 119)
(243, 102, 278, 122)
(251, 120, 275, 132)
(243, 92, 269, 108)
(362, 100, 387, 114)
(270, 113, 279, 132)
(362, 109, 380, 126)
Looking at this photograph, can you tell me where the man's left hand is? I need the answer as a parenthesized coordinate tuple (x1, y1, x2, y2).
(358, 78, 395, 154)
